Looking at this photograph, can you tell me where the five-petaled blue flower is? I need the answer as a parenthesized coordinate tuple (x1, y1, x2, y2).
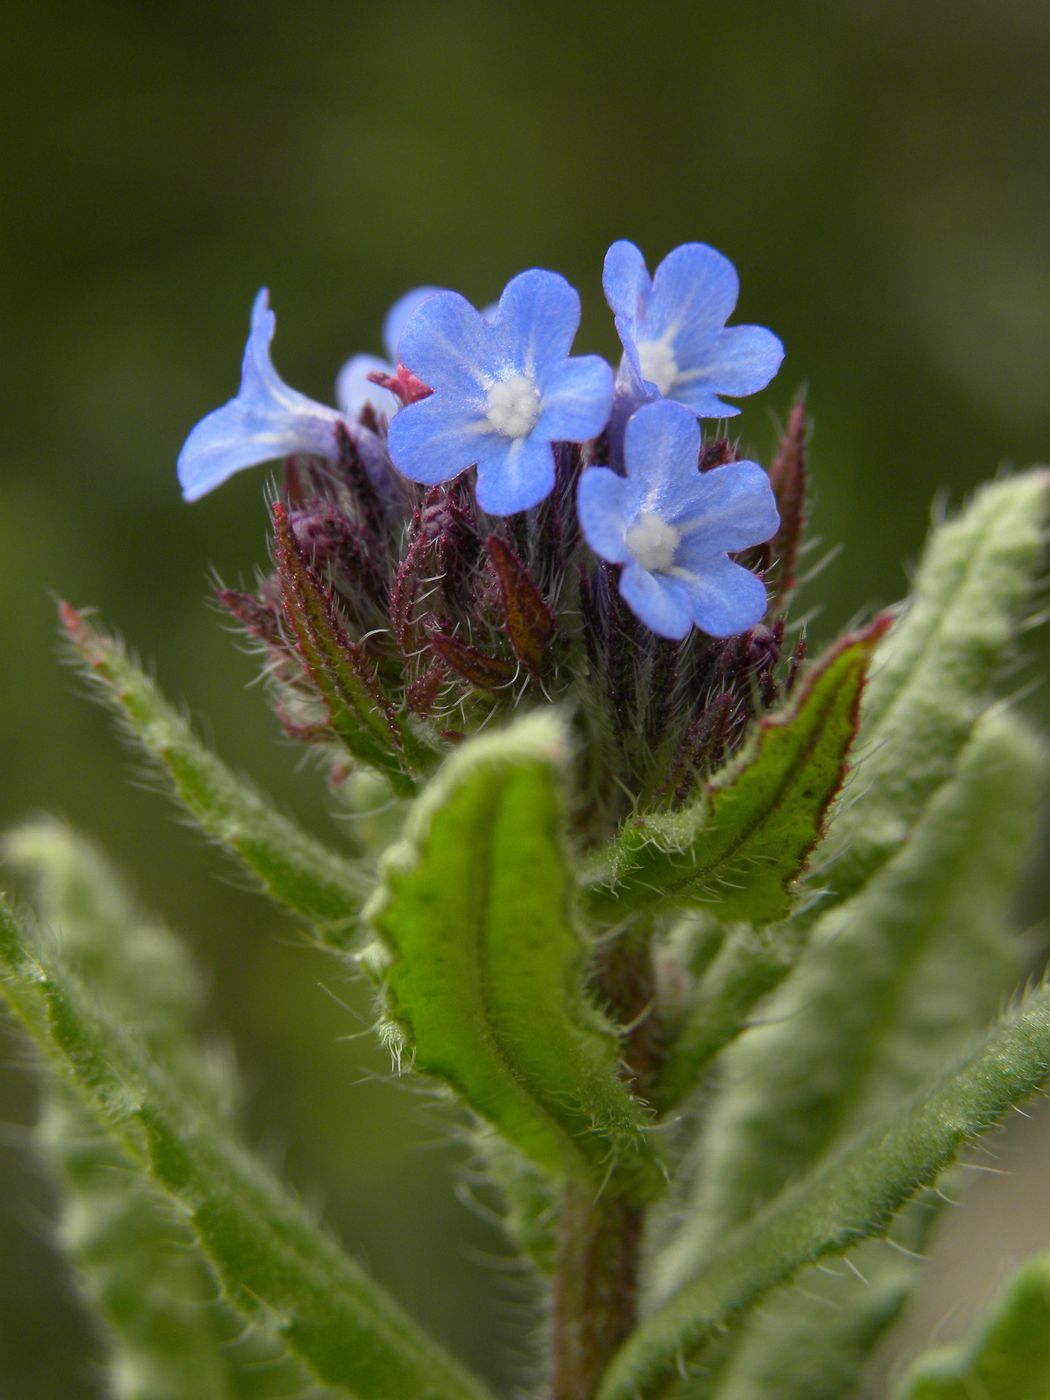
(178, 289, 346, 502)
(335, 285, 442, 423)
(577, 399, 779, 639)
(387, 269, 615, 516)
(603, 240, 784, 419)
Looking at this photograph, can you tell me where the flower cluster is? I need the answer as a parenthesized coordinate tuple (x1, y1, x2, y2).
(180, 242, 803, 825)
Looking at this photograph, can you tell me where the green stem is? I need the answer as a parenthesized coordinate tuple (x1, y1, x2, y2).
(551, 930, 661, 1397)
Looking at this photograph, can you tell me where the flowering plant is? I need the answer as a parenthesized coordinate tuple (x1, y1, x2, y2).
(2, 240, 1050, 1399)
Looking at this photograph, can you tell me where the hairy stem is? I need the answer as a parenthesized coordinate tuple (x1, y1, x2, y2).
(551, 931, 661, 1396)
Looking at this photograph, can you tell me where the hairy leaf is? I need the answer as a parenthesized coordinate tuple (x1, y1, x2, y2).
(60, 603, 365, 950)
(814, 470, 1049, 908)
(0, 891, 493, 1400)
(369, 712, 661, 1199)
(583, 618, 888, 927)
(6, 822, 322, 1398)
(597, 980, 1050, 1400)
(896, 1252, 1050, 1399)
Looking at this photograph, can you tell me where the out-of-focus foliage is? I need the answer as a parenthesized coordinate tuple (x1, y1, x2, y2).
(1, 2, 1047, 1395)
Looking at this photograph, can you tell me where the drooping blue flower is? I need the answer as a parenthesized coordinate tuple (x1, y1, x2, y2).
(177, 290, 346, 502)
(577, 398, 778, 639)
(335, 285, 442, 422)
(386, 269, 614, 516)
(603, 240, 784, 419)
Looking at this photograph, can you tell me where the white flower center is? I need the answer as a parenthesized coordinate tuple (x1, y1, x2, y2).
(625, 510, 680, 574)
(636, 339, 679, 396)
(485, 373, 541, 438)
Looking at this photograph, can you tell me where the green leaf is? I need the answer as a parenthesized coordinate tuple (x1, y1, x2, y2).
(0, 891, 494, 1400)
(582, 619, 888, 927)
(596, 979, 1050, 1400)
(650, 709, 1045, 1397)
(369, 711, 662, 1200)
(5, 821, 316, 1399)
(813, 470, 1049, 909)
(896, 1252, 1050, 1399)
(60, 603, 365, 951)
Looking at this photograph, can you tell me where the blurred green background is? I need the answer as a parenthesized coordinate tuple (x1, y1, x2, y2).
(1, 1, 1048, 1395)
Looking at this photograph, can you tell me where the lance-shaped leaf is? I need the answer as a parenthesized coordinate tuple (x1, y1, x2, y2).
(895, 1252, 1050, 1399)
(368, 712, 662, 1199)
(0, 892, 494, 1400)
(428, 629, 518, 690)
(583, 618, 889, 926)
(655, 708, 1046, 1395)
(486, 534, 557, 676)
(596, 979, 1050, 1400)
(813, 469, 1049, 908)
(273, 503, 432, 793)
(5, 820, 331, 1399)
(61, 603, 365, 950)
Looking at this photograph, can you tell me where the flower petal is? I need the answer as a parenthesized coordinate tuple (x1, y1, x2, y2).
(602, 240, 651, 328)
(645, 243, 739, 345)
(577, 466, 635, 565)
(673, 460, 780, 555)
(177, 289, 343, 502)
(679, 553, 769, 637)
(335, 353, 400, 421)
(397, 291, 494, 399)
(621, 399, 703, 513)
(382, 285, 443, 362)
(494, 269, 581, 376)
(535, 354, 614, 442)
(673, 324, 785, 416)
(387, 391, 485, 486)
(474, 432, 556, 516)
(619, 563, 694, 639)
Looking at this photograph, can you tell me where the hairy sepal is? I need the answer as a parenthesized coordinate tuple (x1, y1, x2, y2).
(273, 504, 434, 793)
(583, 618, 888, 926)
(60, 603, 365, 951)
(368, 711, 662, 1201)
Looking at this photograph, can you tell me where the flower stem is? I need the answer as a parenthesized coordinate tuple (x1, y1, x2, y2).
(551, 930, 661, 1397)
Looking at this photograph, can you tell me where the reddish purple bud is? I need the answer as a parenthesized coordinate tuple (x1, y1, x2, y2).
(428, 630, 517, 690)
(699, 437, 738, 472)
(485, 535, 557, 676)
(215, 587, 283, 648)
(767, 399, 807, 605)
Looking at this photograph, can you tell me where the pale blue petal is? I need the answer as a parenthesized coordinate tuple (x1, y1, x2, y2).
(397, 291, 494, 399)
(387, 392, 485, 486)
(672, 460, 780, 555)
(382, 285, 443, 361)
(577, 466, 635, 565)
(335, 353, 400, 421)
(535, 355, 614, 441)
(681, 554, 769, 637)
(602, 240, 651, 328)
(621, 399, 702, 513)
(672, 325, 785, 418)
(645, 243, 739, 345)
(619, 563, 694, 640)
(495, 270, 580, 376)
(474, 432, 555, 516)
(177, 289, 343, 502)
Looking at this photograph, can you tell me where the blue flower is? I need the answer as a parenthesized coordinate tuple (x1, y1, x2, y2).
(577, 399, 778, 639)
(177, 289, 345, 502)
(603, 240, 784, 419)
(386, 269, 614, 516)
(335, 285, 442, 422)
